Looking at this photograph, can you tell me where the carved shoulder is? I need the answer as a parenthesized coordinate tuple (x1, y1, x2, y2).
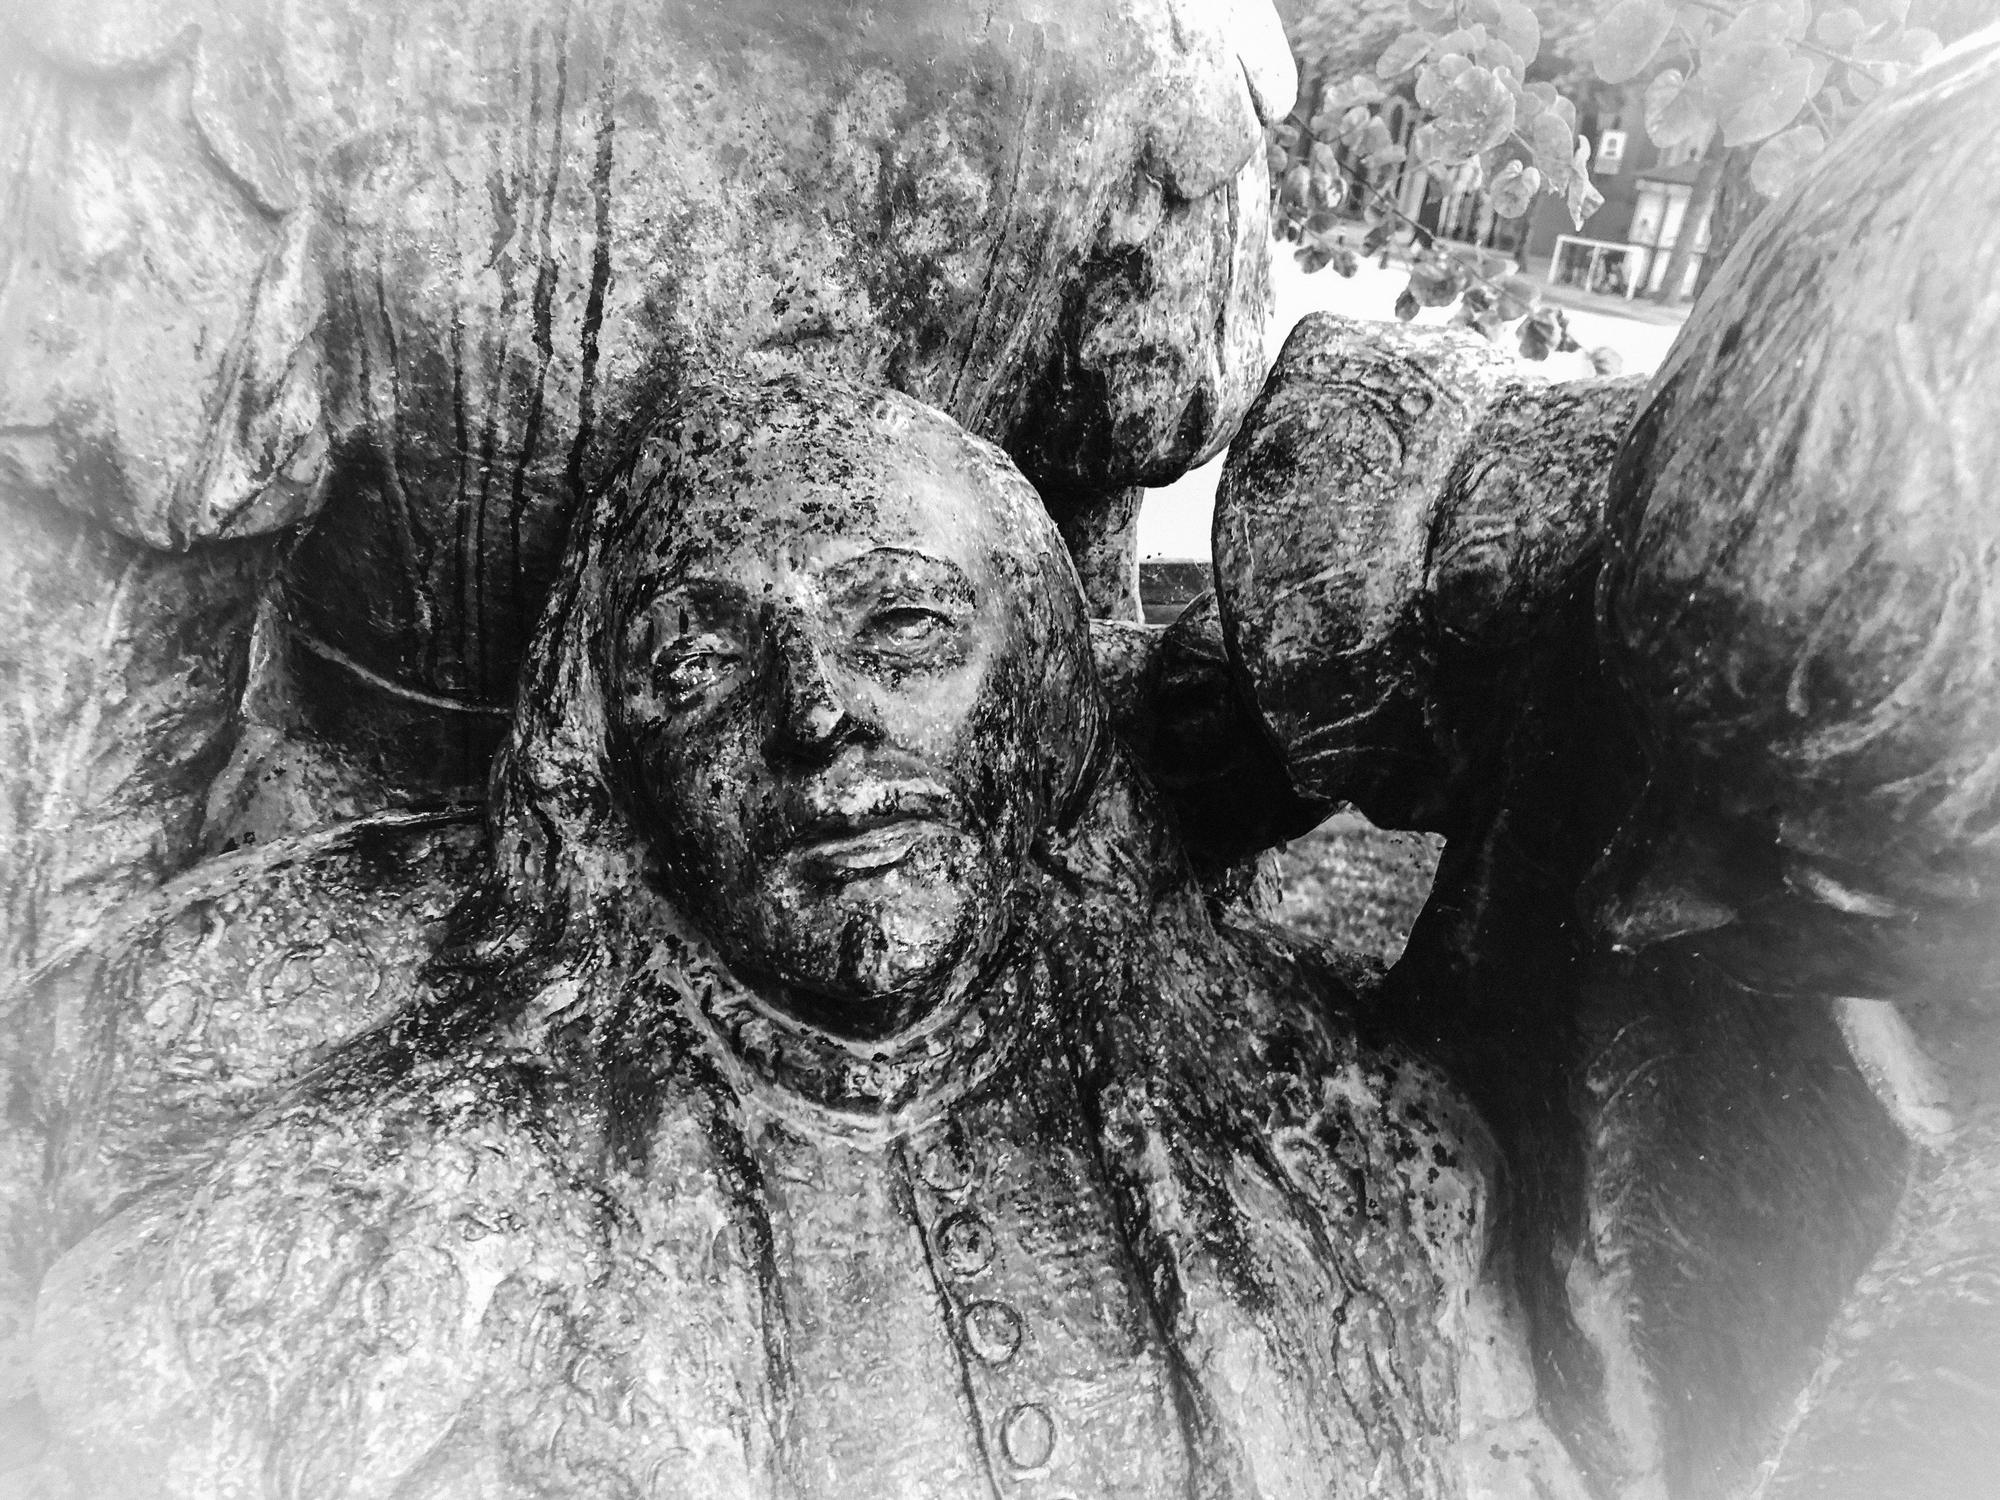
(5, 815, 481, 1307)
(30, 1050, 582, 1497)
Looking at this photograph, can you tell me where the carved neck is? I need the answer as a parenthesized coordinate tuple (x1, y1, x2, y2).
(684, 927, 1051, 1140)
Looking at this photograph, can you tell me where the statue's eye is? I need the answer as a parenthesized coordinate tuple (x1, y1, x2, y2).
(657, 647, 737, 700)
(865, 607, 949, 649)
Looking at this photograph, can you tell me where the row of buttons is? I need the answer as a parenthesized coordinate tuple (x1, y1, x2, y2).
(916, 1136, 1059, 1476)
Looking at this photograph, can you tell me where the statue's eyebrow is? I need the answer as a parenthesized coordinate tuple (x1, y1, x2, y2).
(820, 546, 975, 608)
(636, 576, 751, 640)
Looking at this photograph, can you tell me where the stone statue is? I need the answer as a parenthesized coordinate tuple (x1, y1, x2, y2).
(6, 3, 2000, 1497)
(1197, 30, 2000, 1498)
(0, 0, 1295, 1017)
(19, 374, 1588, 1498)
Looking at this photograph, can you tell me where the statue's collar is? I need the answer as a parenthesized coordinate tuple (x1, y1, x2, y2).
(683, 931, 1051, 1140)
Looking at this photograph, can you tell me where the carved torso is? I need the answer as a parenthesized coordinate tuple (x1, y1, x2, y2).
(20, 817, 1581, 1498)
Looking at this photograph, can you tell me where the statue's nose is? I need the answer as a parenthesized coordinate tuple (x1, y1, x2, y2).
(769, 620, 862, 758)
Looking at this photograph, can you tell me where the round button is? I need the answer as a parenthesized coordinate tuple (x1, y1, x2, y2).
(936, 1211, 995, 1277)
(999, 1402, 1056, 1471)
(272, 950, 316, 998)
(916, 1136, 972, 1195)
(961, 1299, 1023, 1364)
(312, 943, 384, 994)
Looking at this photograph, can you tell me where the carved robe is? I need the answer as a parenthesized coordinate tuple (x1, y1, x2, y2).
(20, 775, 1585, 1500)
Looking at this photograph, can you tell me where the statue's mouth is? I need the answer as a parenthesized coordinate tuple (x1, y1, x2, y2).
(792, 817, 948, 879)
(775, 775, 962, 882)
(769, 775, 962, 877)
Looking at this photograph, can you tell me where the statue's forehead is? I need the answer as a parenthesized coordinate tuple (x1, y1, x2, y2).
(632, 431, 1038, 582)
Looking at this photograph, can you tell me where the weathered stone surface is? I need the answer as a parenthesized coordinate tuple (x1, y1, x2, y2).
(1599, 30, 2000, 926)
(1191, 38, 2000, 1500)
(1581, 34, 2000, 1496)
(1210, 314, 1643, 834)
(0, 491, 277, 999)
(0, 809, 482, 1466)
(3, 0, 1293, 711)
(0, 0, 1295, 1056)
(14, 373, 1589, 1498)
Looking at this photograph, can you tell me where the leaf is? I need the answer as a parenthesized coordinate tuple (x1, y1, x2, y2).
(1518, 306, 1565, 360)
(1496, 273, 1539, 320)
(1855, 0, 1909, 24)
(1590, 0, 1675, 84)
(1435, 26, 1490, 56)
(1428, 64, 1518, 164)
(1310, 140, 1339, 173)
(1675, 4, 1717, 46)
(1410, 0, 1457, 25)
(1488, 160, 1542, 217)
(1378, 30, 1434, 79)
(1298, 239, 1360, 277)
(1565, 142, 1605, 227)
(1395, 288, 1422, 321)
(1530, 112, 1575, 176)
(1588, 346, 1626, 377)
(1409, 256, 1466, 306)
(1478, 37, 1526, 80)
(1644, 68, 1715, 147)
(1695, 41, 1794, 121)
(1713, 1, 1795, 49)
(1815, 6, 1866, 49)
(1721, 55, 1815, 145)
(1749, 122, 1825, 195)
(1364, 117, 1406, 167)
(1897, 28, 1943, 65)
(1496, 1, 1540, 64)
(1464, 0, 1505, 27)
(1322, 73, 1387, 115)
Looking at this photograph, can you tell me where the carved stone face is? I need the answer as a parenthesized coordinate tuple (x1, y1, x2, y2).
(604, 386, 1088, 1041)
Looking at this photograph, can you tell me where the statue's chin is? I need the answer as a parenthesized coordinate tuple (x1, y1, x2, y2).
(731, 872, 1006, 1043)
(764, 905, 976, 1043)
